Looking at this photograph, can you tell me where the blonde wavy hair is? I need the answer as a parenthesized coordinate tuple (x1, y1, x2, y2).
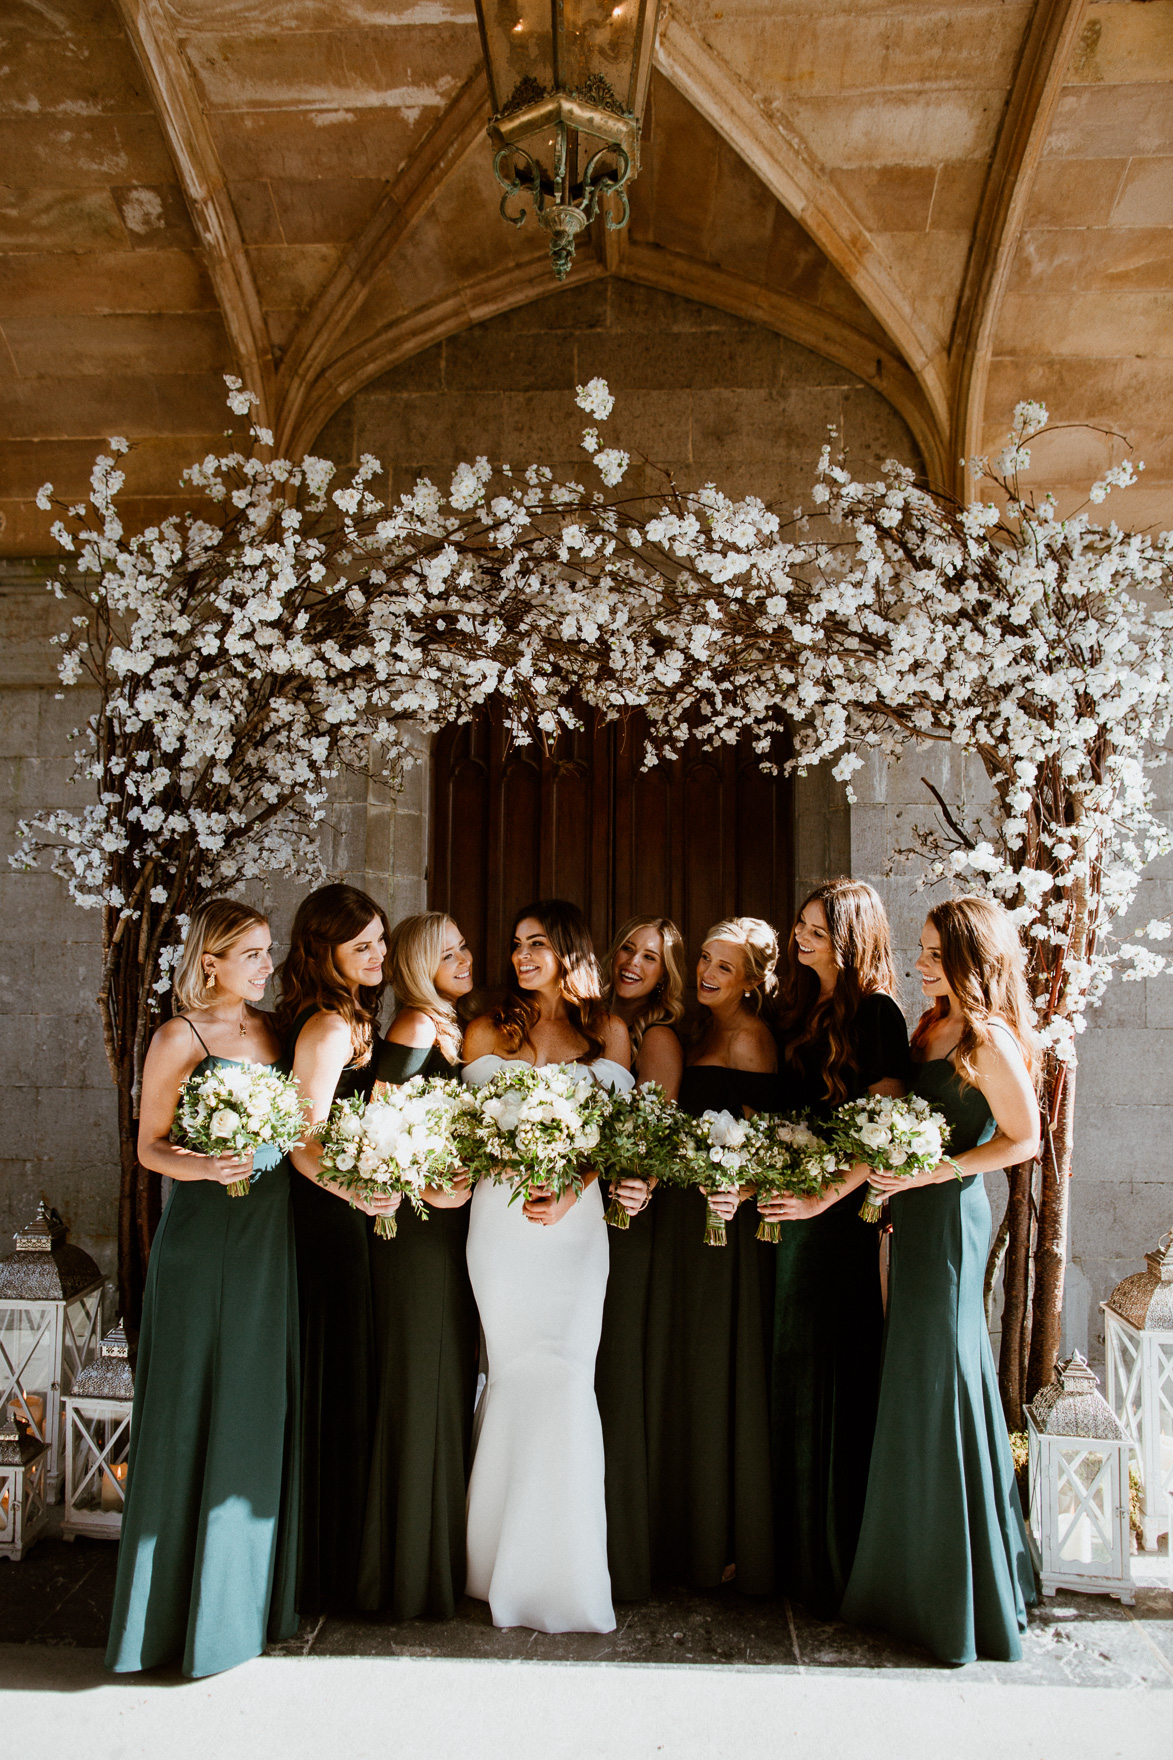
(701, 916, 780, 1013)
(602, 916, 687, 1054)
(911, 895, 1039, 1090)
(385, 911, 465, 1063)
(172, 897, 269, 1014)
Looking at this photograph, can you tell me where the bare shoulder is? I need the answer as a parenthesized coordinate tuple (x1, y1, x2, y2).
(462, 1014, 504, 1060)
(386, 1007, 438, 1050)
(975, 1017, 1030, 1078)
(295, 1010, 354, 1054)
(641, 1023, 683, 1060)
(731, 1016, 777, 1073)
(601, 1012, 632, 1069)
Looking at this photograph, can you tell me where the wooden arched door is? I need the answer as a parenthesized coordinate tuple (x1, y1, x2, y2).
(428, 708, 793, 993)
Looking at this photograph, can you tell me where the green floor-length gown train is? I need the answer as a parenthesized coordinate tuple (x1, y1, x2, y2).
(644, 1065, 777, 1594)
(106, 1054, 299, 1679)
(595, 1187, 656, 1601)
(840, 1048, 1037, 1665)
(357, 1041, 479, 1620)
(288, 1009, 377, 1616)
(771, 991, 911, 1619)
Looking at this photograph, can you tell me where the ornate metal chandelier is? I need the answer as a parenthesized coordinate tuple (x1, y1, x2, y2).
(474, 1, 660, 280)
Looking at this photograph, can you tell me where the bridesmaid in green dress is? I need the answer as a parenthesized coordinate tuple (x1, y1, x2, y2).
(107, 898, 299, 1678)
(357, 911, 479, 1620)
(841, 895, 1041, 1665)
(275, 884, 399, 1618)
(597, 916, 687, 1602)
(645, 917, 780, 1596)
(759, 880, 911, 1619)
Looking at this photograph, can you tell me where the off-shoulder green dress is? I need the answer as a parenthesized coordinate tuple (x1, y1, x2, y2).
(106, 1043, 299, 1678)
(840, 1045, 1037, 1664)
(357, 1041, 479, 1619)
(288, 1009, 377, 1616)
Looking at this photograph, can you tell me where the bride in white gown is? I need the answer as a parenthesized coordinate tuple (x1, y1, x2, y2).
(461, 899, 639, 1634)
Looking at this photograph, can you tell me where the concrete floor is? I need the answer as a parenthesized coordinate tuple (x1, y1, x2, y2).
(2, 1509, 1171, 1758)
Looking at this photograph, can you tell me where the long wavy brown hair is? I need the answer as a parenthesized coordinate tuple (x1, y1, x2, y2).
(493, 899, 610, 1062)
(601, 916, 687, 1054)
(910, 895, 1038, 1090)
(774, 880, 901, 1104)
(274, 883, 390, 1067)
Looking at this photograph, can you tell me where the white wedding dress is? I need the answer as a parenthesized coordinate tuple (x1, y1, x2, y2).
(462, 1053, 634, 1633)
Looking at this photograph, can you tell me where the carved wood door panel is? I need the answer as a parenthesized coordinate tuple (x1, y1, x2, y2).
(428, 708, 793, 992)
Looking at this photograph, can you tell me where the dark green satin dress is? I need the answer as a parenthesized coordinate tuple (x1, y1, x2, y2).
(107, 1052, 299, 1678)
(644, 1064, 777, 1595)
(596, 1171, 657, 1600)
(288, 1009, 377, 1616)
(771, 991, 911, 1618)
(357, 1041, 479, 1619)
(840, 1050, 1037, 1664)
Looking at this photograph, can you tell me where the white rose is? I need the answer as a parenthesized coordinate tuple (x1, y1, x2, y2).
(858, 1122, 890, 1150)
(209, 1107, 240, 1140)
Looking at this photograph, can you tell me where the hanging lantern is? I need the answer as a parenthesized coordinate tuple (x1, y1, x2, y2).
(1102, 1228, 1173, 1552)
(0, 1415, 49, 1561)
(62, 1320, 134, 1541)
(474, 0, 661, 280)
(0, 1202, 104, 1504)
(1026, 1350, 1135, 1604)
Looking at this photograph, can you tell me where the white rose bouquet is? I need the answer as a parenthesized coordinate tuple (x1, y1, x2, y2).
(315, 1075, 464, 1239)
(172, 1061, 307, 1197)
(666, 1107, 755, 1247)
(450, 1062, 610, 1205)
(593, 1082, 682, 1229)
(745, 1115, 841, 1242)
(829, 1093, 958, 1224)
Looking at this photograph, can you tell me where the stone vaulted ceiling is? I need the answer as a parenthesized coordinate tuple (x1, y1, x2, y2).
(2, 0, 1171, 550)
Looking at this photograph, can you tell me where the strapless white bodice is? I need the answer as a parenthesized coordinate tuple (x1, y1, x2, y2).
(461, 1054, 634, 1094)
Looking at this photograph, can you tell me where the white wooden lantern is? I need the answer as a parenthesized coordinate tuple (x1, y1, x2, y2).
(1101, 1228, 1173, 1550)
(62, 1321, 134, 1541)
(1026, 1350, 1134, 1604)
(0, 1415, 49, 1560)
(0, 1203, 104, 1504)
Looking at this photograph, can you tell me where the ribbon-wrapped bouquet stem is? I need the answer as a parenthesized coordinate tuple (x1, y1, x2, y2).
(315, 1074, 465, 1238)
(172, 1061, 307, 1197)
(830, 1093, 958, 1224)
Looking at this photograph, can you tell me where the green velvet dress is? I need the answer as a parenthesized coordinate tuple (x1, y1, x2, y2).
(644, 1064, 777, 1595)
(106, 1053, 299, 1678)
(288, 1009, 377, 1616)
(357, 1041, 479, 1620)
(595, 1175, 657, 1600)
(840, 1051, 1037, 1664)
(771, 991, 911, 1618)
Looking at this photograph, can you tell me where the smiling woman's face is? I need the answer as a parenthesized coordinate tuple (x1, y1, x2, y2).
(334, 915, 387, 994)
(435, 920, 473, 1002)
(794, 899, 839, 988)
(512, 918, 562, 993)
(611, 925, 665, 1004)
(697, 938, 749, 1010)
(914, 921, 957, 1007)
(204, 923, 273, 1004)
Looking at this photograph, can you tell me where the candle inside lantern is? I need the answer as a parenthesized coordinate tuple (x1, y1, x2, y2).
(8, 1392, 45, 1433)
(0, 1484, 8, 1523)
(100, 1460, 128, 1512)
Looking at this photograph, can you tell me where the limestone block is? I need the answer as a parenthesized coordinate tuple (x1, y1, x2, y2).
(1112, 157, 1173, 229)
(1074, 1029, 1172, 1108)
(0, 188, 126, 252)
(691, 387, 845, 466)
(829, 166, 937, 234)
(249, 244, 339, 315)
(0, 29, 152, 118)
(0, 117, 175, 187)
(1009, 226, 1173, 296)
(0, 371, 232, 440)
(0, 248, 215, 318)
(4, 313, 229, 379)
(1024, 158, 1128, 230)
(929, 161, 988, 233)
(268, 178, 386, 246)
(995, 289, 1173, 360)
(781, 91, 1003, 170)
(444, 330, 578, 394)
(111, 185, 200, 255)
(0, 1014, 46, 1089)
(1070, 3, 1173, 88)
(1046, 84, 1173, 160)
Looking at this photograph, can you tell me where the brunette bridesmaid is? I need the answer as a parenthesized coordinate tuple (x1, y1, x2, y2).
(597, 916, 687, 1601)
(276, 884, 398, 1617)
(758, 880, 911, 1618)
(841, 896, 1040, 1665)
(357, 912, 479, 1621)
(108, 900, 298, 1677)
(644, 917, 779, 1595)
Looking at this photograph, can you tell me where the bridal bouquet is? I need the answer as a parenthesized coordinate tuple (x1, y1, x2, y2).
(172, 1061, 307, 1197)
(315, 1075, 464, 1238)
(829, 1093, 957, 1223)
(669, 1108, 756, 1247)
(451, 1062, 610, 1205)
(593, 1082, 681, 1229)
(746, 1115, 841, 1242)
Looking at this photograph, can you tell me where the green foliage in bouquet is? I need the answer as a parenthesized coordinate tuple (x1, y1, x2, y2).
(315, 1074, 464, 1238)
(593, 1082, 683, 1229)
(746, 1114, 841, 1242)
(450, 1062, 610, 1205)
(173, 1060, 307, 1197)
(829, 1093, 957, 1224)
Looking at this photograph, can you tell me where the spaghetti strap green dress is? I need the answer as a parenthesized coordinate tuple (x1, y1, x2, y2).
(644, 1064, 777, 1595)
(288, 1009, 377, 1616)
(840, 1049, 1037, 1664)
(771, 992, 911, 1618)
(106, 1049, 299, 1678)
(357, 1041, 479, 1619)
